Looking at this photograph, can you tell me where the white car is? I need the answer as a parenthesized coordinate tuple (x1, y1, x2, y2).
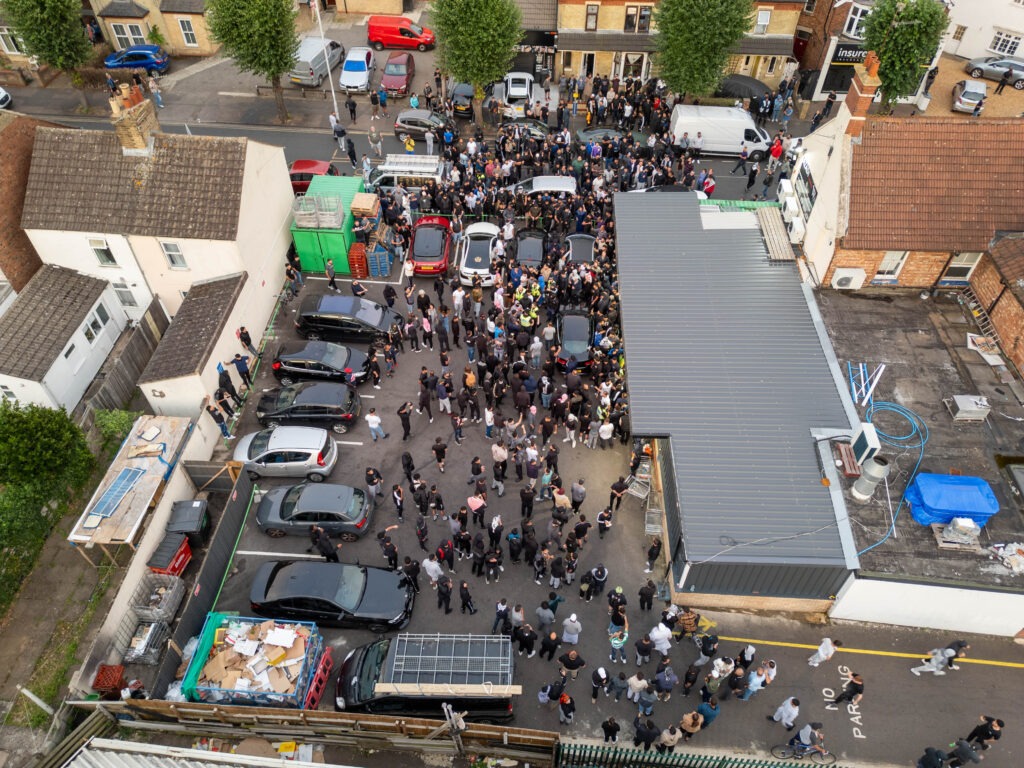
(0, 86, 11, 110)
(489, 72, 535, 119)
(339, 47, 375, 92)
(458, 222, 500, 286)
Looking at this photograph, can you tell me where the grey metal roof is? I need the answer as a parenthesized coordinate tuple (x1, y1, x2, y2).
(614, 192, 853, 565)
(513, 0, 556, 30)
(62, 738, 331, 768)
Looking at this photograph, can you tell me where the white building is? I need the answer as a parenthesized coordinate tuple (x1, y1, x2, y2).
(945, 0, 1024, 61)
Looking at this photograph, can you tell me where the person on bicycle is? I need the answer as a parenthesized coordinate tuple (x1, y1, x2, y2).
(789, 722, 826, 754)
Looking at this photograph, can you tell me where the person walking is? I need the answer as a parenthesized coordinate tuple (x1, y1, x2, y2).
(314, 528, 342, 562)
(365, 466, 383, 507)
(911, 647, 957, 676)
(946, 740, 983, 767)
(996, 67, 1014, 95)
(601, 716, 621, 743)
(768, 696, 800, 730)
(402, 556, 421, 593)
(326, 258, 339, 292)
(832, 671, 864, 705)
(364, 407, 389, 441)
(391, 484, 405, 522)
(397, 401, 414, 441)
(206, 405, 232, 439)
(492, 598, 510, 634)
(590, 667, 610, 703)
(459, 580, 478, 614)
(807, 637, 841, 667)
(368, 124, 383, 158)
(557, 693, 576, 725)
(345, 94, 357, 122)
(436, 575, 453, 614)
(962, 715, 1004, 751)
(225, 354, 253, 388)
(147, 75, 164, 108)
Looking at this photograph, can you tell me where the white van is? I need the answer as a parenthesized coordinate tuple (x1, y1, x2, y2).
(290, 36, 345, 88)
(509, 175, 577, 197)
(670, 105, 771, 160)
(366, 154, 444, 193)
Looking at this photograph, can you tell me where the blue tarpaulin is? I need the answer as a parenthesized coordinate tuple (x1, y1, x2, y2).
(905, 473, 1000, 528)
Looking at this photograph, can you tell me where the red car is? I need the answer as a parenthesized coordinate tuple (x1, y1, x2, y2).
(380, 51, 415, 98)
(289, 159, 340, 195)
(409, 216, 452, 275)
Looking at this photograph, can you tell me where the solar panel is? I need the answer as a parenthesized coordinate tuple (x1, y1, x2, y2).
(91, 467, 146, 518)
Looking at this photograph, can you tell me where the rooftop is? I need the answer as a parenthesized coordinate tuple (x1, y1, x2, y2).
(22, 128, 248, 242)
(614, 192, 855, 565)
(0, 265, 107, 381)
(987, 233, 1024, 306)
(139, 273, 246, 384)
(845, 118, 1024, 252)
(817, 288, 1024, 588)
(512, 0, 556, 29)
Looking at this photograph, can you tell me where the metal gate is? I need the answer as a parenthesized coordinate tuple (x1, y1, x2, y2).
(555, 742, 847, 768)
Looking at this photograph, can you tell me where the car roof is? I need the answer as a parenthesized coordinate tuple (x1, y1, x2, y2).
(959, 79, 987, 90)
(123, 44, 161, 54)
(347, 46, 372, 57)
(465, 222, 500, 236)
(415, 215, 450, 229)
(277, 339, 345, 359)
(386, 51, 411, 63)
(292, 382, 355, 405)
(399, 108, 440, 120)
(301, 293, 371, 315)
(290, 159, 333, 174)
(263, 425, 329, 450)
(259, 561, 363, 603)
(517, 228, 545, 239)
(293, 482, 356, 513)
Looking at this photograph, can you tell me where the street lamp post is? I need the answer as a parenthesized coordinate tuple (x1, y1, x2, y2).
(311, 0, 339, 118)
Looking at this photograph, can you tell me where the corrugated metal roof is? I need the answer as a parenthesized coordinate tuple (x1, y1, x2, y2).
(614, 192, 853, 565)
(63, 738, 357, 768)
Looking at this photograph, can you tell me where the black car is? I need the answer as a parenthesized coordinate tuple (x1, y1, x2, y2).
(515, 228, 547, 270)
(565, 233, 596, 264)
(556, 310, 595, 372)
(255, 482, 371, 540)
(295, 294, 403, 345)
(271, 341, 369, 387)
(499, 117, 553, 141)
(250, 561, 414, 631)
(256, 382, 361, 434)
(450, 82, 475, 119)
(394, 108, 458, 139)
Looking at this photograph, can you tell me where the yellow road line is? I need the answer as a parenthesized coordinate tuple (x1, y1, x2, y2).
(716, 636, 1024, 669)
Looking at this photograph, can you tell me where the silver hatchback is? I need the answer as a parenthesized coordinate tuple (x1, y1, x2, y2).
(233, 426, 338, 482)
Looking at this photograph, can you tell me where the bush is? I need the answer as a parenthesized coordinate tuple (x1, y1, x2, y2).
(94, 409, 141, 452)
(0, 400, 94, 493)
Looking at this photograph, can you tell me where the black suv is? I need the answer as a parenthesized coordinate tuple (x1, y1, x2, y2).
(255, 382, 361, 434)
(295, 294, 403, 345)
(271, 341, 369, 387)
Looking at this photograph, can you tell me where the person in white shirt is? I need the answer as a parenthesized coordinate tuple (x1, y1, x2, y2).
(807, 637, 841, 667)
(769, 696, 800, 730)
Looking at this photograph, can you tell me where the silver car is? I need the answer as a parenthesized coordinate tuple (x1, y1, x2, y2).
(233, 426, 338, 482)
(965, 56, 1024, 89)
(952, 80, 987, 113)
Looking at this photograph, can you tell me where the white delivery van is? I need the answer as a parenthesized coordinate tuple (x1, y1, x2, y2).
(508, 175, 577, 197)
(366, 154, 444, 193)
(290, 36, 345, 87)
(670, 105, 771, 160)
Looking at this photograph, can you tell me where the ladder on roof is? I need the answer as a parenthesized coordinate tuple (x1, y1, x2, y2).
(959, 286, 1002, 348)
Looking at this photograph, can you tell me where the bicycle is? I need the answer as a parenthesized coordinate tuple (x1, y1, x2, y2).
(770, 742, 837, 765)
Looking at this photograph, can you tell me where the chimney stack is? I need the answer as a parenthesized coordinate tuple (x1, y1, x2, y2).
(844, 50, 882, 138)
(109, 83, 160, 153)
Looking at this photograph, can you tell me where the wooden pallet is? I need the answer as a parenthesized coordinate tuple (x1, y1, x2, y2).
(835, 443, 862, 478)
(756, 207, 797, 261)
(930, 523, 986, 554)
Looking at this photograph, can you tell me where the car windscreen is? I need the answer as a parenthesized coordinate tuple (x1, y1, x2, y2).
(562, 316, 590, 357)
(280, 485, 305, 519)
(248, 429, 273, 458)
(347, 490, 366, 519)
(334, 567, 367, 612)
(343, 59, 366, 72)
(464, 236, 492, 270)
(353, 302, 385, 326)
(322, 344, 352, 371)
(568, 237, 595, 262)
(275, 388, 299, 410)
(359, 639, 389, 699)
(384, 62, 407, 75)
(414, 226, 446, 260)
(409, 22, 424, 35)
(517, 234, 544, 263)
(452, 84, 474, 101)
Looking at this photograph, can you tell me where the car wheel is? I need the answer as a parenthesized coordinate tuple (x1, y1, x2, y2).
(750, 151, 764, 162)
(279, 375, 295, 386)
(247, 471, 261, 481)
(970, 68, 984, 78)
(306, 331, 322, 341)
(316, 74, 323, 87)
(417, 44, 427, 52)
(338, 532, 359, 542)
(368, 623, 390, 633)
(307, 472, 326, 483)
(1015, 79, 1024, 90)
(372, 41, 384, 51)
(331, 423, 349, 434)
(265, 528, 286, 538)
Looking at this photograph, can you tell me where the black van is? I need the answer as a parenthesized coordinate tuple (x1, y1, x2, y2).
(335, 634, 516, 722)
(295, 295, 403, 345)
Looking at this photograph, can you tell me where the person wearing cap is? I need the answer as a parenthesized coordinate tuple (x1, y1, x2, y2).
(590, 667, 610, 703)
(562, 612, 582, 644)
(790, 722, 825, 755)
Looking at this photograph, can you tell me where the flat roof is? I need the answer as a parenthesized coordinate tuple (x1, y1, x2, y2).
(614, 192, 855, 565)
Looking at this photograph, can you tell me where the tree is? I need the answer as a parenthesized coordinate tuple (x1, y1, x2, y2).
(0, 0, 91, 73)
(654, 0, 753, 97)
(431, 0, 522, 121)
(863, 0, 948, 105)
(206, 0, 297, 123)
(0, 400, 93, 493)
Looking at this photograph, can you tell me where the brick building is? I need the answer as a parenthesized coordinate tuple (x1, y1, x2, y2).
(795, 0, 876, 100)
(725, 0, 803, 88)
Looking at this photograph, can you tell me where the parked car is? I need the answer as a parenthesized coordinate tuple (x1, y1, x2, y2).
(450, 82, 475, 119)
(271, 340, 369, 386)
(381, 51, 415, 98)
(565, 233, 596, 264)
(458, 222, 499, 286)
(104, 44, 170, 74)
(951, 79, 987, 113)
(289, 159, 341, 195)
(964, 56, 1024, 89)
(409, 215, 452, 275)
(556, 310, 595, 373)
(339, 47, 375, 92)
(0, 87, 11, 110)
(393, 108, 458, 140)
(233, 426, 338, 482)
(295, 294, 403, 345)
(289, 36, 344, 87)
(256, 382, 361, 434)
(250, 561, 415, 631)
(499, 117, 553, 141)
(367, 14, 435, 52)
(255, 482, 370, 540)
(504, 72, 534, 102)
(575, 127, 647, 146)
(515, 229, 547, 270)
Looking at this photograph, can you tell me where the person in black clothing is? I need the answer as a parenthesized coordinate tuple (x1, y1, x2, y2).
(315, 529, 341, 562)
(459, 580, 478, 614)
(915, 747, 948, 768)
(305, 524, 320, 554)
(521, 485, 535, 519)
(437, 575, 453, 613)
(214, 388, 235, 418)
(402, 556, 421, 593)
(963, 715, 1003, 751)
(633, 717, 659, 751)
(516, 623, 538, 657)
(539, 631, 561, 661)
(609, 477, 628, 510)
(397, 402, 414, 440)
(415, 514, 430, 551)
(401, 451, 416, 484)
(218, 369, 242, 407)
(639, 579, 656, 611)
(602, 717, 620, 743)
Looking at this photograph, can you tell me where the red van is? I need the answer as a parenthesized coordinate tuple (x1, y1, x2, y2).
(367, 15, 435, 52)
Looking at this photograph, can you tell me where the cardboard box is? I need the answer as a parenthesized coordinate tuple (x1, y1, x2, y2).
(284, 637, 306, 661)
(264, 645, 287, 666)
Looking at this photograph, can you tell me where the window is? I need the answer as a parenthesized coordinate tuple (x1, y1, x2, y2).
(0, 386, 14, 400)
(111, 23, 146, 49)
(161, 241, 188, 269)
(178, 18, 198, 47)
(95, 303, 110, 325)
(844, 4, 870, 39)
(875, 251, 908, 279)
(638, 7, 652, 33)
(64, 344, 76, 359)
(952, 25, 966, 42)
(112, 279, 138, 308)
(766, 56, 778, 75)
(754, 9, 771, 35)
(561, 51, 573, 72)
(585, 4, 599, 32)
(0, 26, 24, 55)
(90, 238, 116, 266)
(804, 0, 817, 11)
(82, 304, 110, 344)
(942, 252, 982, 281)
(625, 6, 637, 32)
(990, 30, 1022, 55)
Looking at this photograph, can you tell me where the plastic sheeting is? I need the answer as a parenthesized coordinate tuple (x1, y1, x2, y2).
(905, 473, 1000, 528)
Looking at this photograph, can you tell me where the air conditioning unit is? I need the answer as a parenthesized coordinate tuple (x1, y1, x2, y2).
(851, 422, 880, 464)
(777, 179, 794, 202)
(782, 196, 799, 223)
(787, 216, 806, 244)
(830, 267, 866, 290)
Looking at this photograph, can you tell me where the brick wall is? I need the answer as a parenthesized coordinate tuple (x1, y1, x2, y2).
(0, 118, 46, 292)
(990, 291, 1024, 373)
(969, 254, 1004, 309)
(826, 247, 950, 288)
(797, 0, 858, 70)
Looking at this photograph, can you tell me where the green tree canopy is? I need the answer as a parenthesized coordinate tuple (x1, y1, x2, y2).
(863, 0, 948, 104)
(0, 0, 91, 72)
(431, 0, 522, 109)
(654, 0, 753, 97)
(206, 0, 298, 123)
(0, 400, 93, 492)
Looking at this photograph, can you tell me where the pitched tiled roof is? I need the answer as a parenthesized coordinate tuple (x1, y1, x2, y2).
(160, 0, 206, 12)
(845, 118, 1024, 251)
(0, 266, 107, 381)
(987, 234, 1024, 305)
(139, 273, 246, 384)
(22, 128, 247, 241)
(98, 0, 150, 18)
(513, 0, 556, 29)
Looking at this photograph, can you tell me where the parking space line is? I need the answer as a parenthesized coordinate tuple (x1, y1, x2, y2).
(335, 440, 364, 446)
(236, 550, 322, 559)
